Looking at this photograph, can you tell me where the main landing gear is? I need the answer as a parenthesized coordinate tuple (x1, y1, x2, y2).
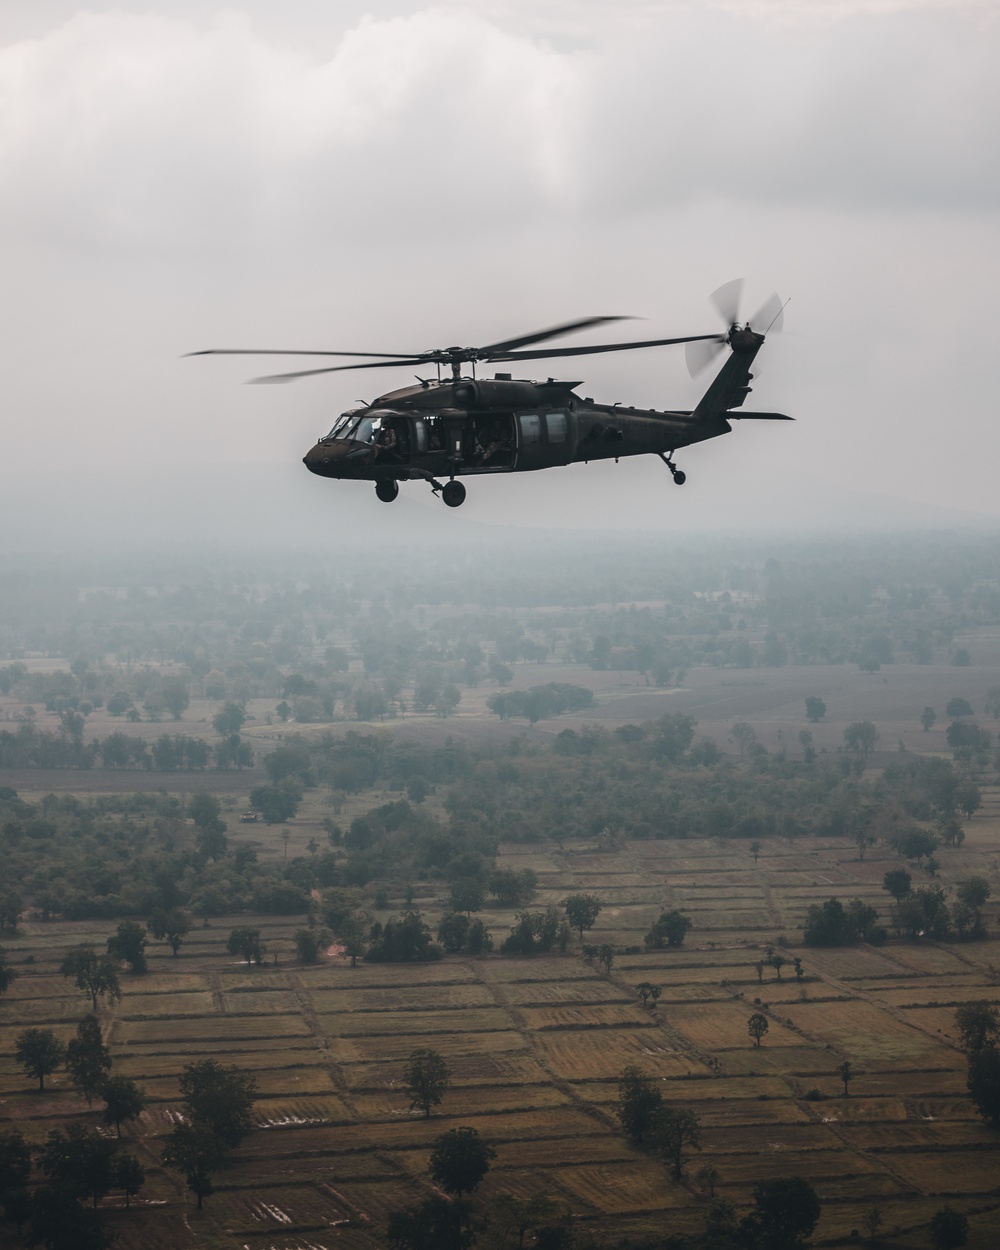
(441, 480, 466, 508)
(378, 476, 467, 507)
(658, 452, 687, 486)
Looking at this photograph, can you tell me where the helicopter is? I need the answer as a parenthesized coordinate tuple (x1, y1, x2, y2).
(189, 280, 791, 508)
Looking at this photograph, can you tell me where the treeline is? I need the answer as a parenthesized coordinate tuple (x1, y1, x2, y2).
(2, 534, 1000, 734)
(1, 701, 990, 929)
(0, 722, 253, 772)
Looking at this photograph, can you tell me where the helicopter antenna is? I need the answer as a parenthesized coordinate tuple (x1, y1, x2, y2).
(763, 298, 790, 336)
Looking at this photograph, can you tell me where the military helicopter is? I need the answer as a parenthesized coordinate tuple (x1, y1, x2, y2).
(190, 280, 790, 508)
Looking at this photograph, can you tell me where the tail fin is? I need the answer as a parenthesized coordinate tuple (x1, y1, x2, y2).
(690, 327, 765, 424)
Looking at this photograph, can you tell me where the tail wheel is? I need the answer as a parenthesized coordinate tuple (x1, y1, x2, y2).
(442, 480, 466, 508)
(375, 479, 399, 503)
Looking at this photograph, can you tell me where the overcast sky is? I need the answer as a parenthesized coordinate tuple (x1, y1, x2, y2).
(2, 0, 998, 541)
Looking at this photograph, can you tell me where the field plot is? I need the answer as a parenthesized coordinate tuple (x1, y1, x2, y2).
(4, 820, 1000, 1249)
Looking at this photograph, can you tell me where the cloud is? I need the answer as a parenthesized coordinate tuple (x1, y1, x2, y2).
(1, 4, 996, 262)
(0, 9, 587, 252)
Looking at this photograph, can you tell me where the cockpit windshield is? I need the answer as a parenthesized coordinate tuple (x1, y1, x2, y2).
(324, 410, 392, 444)
(325, 414, 355, 440)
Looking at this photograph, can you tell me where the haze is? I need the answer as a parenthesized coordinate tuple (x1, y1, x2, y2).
(1, 0, 998, 545)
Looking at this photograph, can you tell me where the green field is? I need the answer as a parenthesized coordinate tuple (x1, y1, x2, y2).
(3, 806, 1000, 1250)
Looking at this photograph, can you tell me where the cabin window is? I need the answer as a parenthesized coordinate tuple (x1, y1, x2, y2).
(546, 411, 567, 444)
(414, 420, 428, 453)
(519, 414, 541, 445)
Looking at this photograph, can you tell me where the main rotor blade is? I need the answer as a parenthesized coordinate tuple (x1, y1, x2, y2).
(250, 358, 429, 384)
(186, 348, 426, 359)
(480, 315, 634, 355)
(685, 337, 727, 377)
(710, 278, 743, 327)
(486, 332, 721, 364)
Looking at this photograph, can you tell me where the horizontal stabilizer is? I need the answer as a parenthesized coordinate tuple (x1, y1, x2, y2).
(727, 411, 793, 421)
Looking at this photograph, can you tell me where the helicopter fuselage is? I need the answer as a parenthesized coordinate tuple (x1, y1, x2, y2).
(302, 375, 731, 489)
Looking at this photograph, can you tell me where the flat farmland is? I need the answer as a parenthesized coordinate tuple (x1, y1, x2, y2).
(3, 813, 1000, 1249)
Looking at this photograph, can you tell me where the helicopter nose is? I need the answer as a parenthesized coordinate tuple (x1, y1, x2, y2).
(303, 442, 341, 476)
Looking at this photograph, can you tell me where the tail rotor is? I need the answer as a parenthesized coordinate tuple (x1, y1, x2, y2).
(686, 279, 785, 376)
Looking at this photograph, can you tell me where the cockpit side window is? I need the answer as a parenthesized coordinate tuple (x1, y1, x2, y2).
(353, 417, 377, 445)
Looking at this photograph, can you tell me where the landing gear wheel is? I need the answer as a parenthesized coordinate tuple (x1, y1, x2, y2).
(672, 470, 686, 486)
(441, 480, 466, 508)
(375, 479, 399, 503)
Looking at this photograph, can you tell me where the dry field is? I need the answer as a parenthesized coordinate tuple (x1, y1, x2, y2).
(3, 789, 1000, 1250)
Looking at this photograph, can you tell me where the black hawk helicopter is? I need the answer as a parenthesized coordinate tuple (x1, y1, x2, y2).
(190, 280, 790, 508)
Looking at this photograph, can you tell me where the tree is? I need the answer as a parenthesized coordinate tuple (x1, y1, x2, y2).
(803, 898, 850, 946)
(437, 912, 470, 954)
(66, 1015, 111, 1106)
(160, 675, 190, 720)
(862, 1203, 883, 1246)
(248, 783, 300, 824)
(228, 926, 265, 965)
(0, 889, 22, 934)
(40, 1123, 121, 1212)
(654, 711, 696, 760)
(930, 1206, 969, 1250)
(956, 877, 990, 930)
(102, 1075, 147, 1137)
(26, 1187, 113, 1250)
(804, 697, 826, 722)
(955, 1002, 1000, 1052)
(16, 1027, 65, 1091)
(740, 1176, 821, 1250)
(429, 1126, 496, 1195)
(387, 1195, 473, 1250)
(161, 1122, 228, 1209)
(180, 1059, 257, 1147)
(650, 1105, 701, 1179)
(60, 946, 122, 1010)
(770, 952, 786, 980)
(635, 981, 661, 1009)
(0, 947, 19, 997)
(107, 921, 148, 974)
(212, 701, 246, 736)
(403, 1050, 450, 1120)
(294, 927, 332, 963)
(966, 1045, 1000, 1126)
(696, 1163, 721, 1198)
(985, 686, 1000, 719)
(488, 867, 537, 906)
(338, 916, 369, 966)
(882, 869, 912, 902)
(598, 943, 615, 972)
(563, 893, 602, 940)
(750, 840, 761, 864)
(837, 1059, 854, 1097)
(946, 697, 974, 718)
(190, 792, 225, 840)
(368, 911, 441, 963)
(449, 878, 485, 916)
(844, 721, 879, 756)
(922, 706, 937, 731)
(747, 1013, 769, 1047)
(618, 1066, 662, 1144)
(112, 1152, 145, 1208)
(484, 1193, 566, 1250)
(644, 909, 692, 949)
(730, 721, 757, 759)
(149, 907, 192, 956)
(0, 1129, 31, 1197)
